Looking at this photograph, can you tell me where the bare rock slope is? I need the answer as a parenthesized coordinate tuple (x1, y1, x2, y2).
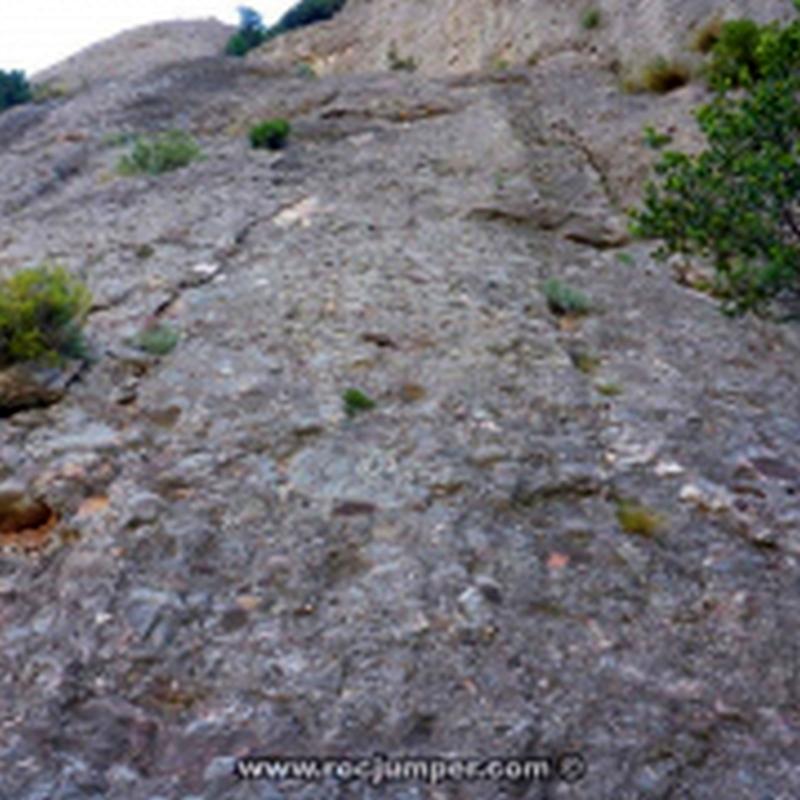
(254, 0, 794, 77)
(0, 5, 799, 800)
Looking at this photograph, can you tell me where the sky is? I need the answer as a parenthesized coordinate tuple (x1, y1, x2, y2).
(2, 1, 295, 75)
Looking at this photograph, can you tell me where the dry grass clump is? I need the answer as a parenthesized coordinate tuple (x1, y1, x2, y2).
(623, 57, 693, 94)
(690, 15, 725, 54)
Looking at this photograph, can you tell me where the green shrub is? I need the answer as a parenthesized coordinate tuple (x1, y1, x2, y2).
(0, 265, 91, 367)
(133, 322, 179, 356)
(631, 4, 800, 314)
(542, 279, 591, 316)
(581, 8, 601, 31)
(118, 130, 202, 176)
(343, 388, 376, 416)
(249, 118, 291, 150)
(706, 19, 764, 90)
(225, 6, 268, 56)
(0, 69, 32, 112)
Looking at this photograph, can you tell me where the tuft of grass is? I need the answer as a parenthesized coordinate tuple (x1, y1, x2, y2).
(624, 57, 692, 94)
(118, 131, 202, 176)
(616, 501, 663, 537)
(542, 278, 592, 316)
(294, 62, 318, 79)
(133, 323, 179, 356)
(615, 251, 635, 267)
(569, 350, 601, 374)
(31, 81, 70, 103)
(388, 43, 417, 72)
(249, 118, 292, 150)
(595, 381, 623, 397)
(343, 388, 376, 416)
(581, 8, 601, 31)
(103, 131, 136, 148)
(134, 244, 155, 260)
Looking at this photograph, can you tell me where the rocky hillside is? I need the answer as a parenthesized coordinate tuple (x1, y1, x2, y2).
(254, 0, 795, 77)
(1, 3, 799, 799)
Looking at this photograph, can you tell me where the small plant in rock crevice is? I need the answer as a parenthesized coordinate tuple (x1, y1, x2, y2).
(343, 388, 376, 416)
(388, 43, 417, 72)
(249, 118, 292, 150)
(581, 8, 601, 31)
(133, 322, 179, 356)
(616, 500, 664, 537)
(542, 278, 592, 317)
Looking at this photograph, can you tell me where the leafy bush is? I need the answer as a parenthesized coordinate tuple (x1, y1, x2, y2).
(581, 8, 601, 31)
(272, 0, 346, 36)
(0, 265, 91, 367)
(542, 279, 591, 316)
(0, 69, 32, 112)
(705, 19, 764, 90)
(225, 6, 268, 57)
(631, 4, 800, 314)
(133, 322, 179, 356)
(249, 118, 291, 150)
(118, 131, 202, 176)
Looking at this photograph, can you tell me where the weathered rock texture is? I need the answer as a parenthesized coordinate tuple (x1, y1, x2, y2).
(0, 4, 799, 800)
(253, 0, 795, 77)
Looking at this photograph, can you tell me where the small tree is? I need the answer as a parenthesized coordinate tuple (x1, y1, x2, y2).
(0, 70, 32, 112)
(225, 6, 268, 57)
(632, 3, 800, 314)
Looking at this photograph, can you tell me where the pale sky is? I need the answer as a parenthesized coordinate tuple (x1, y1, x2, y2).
(2, 1, 295, 75)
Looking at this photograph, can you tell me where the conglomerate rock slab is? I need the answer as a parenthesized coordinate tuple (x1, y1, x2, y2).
(0, 46, 798, 800)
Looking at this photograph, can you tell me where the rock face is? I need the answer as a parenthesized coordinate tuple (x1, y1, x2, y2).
(0, 6, 799, 800)
(33, 19, 234, 92)
(253, 0, 795, 77)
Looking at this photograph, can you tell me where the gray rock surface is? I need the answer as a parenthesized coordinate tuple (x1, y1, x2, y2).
(252, 0, 795, 78)
(0, 7, 799, 800)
